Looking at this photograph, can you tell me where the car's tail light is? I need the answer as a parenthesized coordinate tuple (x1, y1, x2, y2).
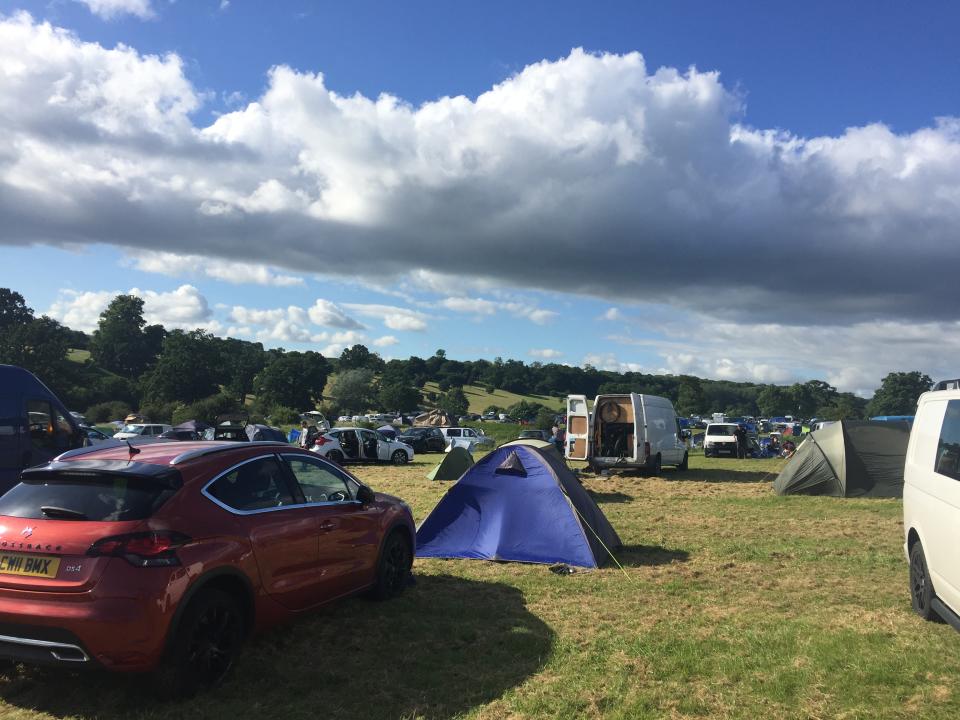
(87, 531, 191, 567)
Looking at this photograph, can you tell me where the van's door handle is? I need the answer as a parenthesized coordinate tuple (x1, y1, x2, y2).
(319, 521, 336, 532)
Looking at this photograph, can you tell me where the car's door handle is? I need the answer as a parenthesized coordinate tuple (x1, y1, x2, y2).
(319, 521, 337, 532)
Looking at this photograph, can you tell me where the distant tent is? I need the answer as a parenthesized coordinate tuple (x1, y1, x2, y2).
(426, 446, 474, 481)
(414, 409, 456, 427)
(378, 424, 398, 440)
(173, 419, 211, 433)
(245, 424, 288, 442)
(774, 420, 910, 498)
(500, 437, 564, 462)
(416, 444, 622, 567)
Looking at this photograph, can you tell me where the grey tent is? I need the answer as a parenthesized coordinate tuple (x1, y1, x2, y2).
(426, 446, 474, 481)
(414, 409, 457, 427)
(774, 420, 910, 497)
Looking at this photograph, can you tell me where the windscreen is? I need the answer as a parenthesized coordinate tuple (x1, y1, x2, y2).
(119, 425, 144, 434)
(0, 475, 176, 521)
(707, 425, 737, 436)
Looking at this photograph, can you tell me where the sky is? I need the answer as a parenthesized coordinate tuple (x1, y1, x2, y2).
(1, 0, 959, 396)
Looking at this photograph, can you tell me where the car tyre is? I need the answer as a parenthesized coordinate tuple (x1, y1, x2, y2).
(327, 449, 344, 465)
(910, 542, 939, 622)
(390, 450, 409, 464)
(156, 588, 245, 699)
(678, 452, 688, 471)
(370, 531, 412, 600)
(649, 453, 662, 477)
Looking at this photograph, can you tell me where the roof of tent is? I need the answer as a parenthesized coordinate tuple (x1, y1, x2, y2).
(773, 420, 910, 497)
(426, 446, 474, 481)
(416, 444, 621, 567)
(500, 437, 564, 461)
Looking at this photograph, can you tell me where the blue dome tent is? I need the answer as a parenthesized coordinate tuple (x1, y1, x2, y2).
(416, 444, 622, 568)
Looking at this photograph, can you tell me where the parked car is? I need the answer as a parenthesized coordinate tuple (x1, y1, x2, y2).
(904, 380, 960, 630)
(0, 365, 86, 494)
(337, 415, 353, 423)
(703, 423, 740, 458)
(517, 429, 550, 442)
(82, 427, 111, 444)
(0, 441, 414, 695)
(438, 427, 495, 449)
(311, 428, 415, 464)
(396, 426, 447, 454)
(112, 423, 173, 441)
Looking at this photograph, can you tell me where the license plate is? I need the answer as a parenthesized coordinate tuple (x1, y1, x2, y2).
(0, 554, 60, 578)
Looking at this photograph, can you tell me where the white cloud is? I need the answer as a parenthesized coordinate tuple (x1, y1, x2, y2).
(307, 299, 364, 329)
(343, 303, 428, 332)
(74, 0, 155, 20)
(530, 348, 563, 359)
(373, 335, 399, 347)
(440, 296, 558, 325)
(601, 307, 624, 321)
(219, 0, 230, 10)
(582, 353, 646, 374)
(5, 13, 960, 355)
(46, 284, 211, 332)
(128, 251, 304, 287)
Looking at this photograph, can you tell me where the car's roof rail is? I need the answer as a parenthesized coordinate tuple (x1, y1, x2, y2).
(169, 441, 292, 466)
(932, 379, 960, 391)
(53, 436, 169, 462)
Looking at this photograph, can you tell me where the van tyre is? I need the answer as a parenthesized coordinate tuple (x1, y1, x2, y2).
(678, 452, 688, 471)
(649, 453, 662, 477)
(157, 588, 244, 698)
(370, 531, 412, 600)
(390, 450, 409, 465)
(910, 542, 939, 621)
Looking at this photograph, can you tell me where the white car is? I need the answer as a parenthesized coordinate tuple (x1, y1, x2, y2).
(703, 423, 741, 458)
(437, 427, 495, 450)
(112, 423, 173, 440)
(904, 380, 960, 630)
(310, 427, 414, 465)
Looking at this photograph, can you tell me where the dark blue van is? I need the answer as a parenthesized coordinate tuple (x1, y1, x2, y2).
(0, 365, 85, 493)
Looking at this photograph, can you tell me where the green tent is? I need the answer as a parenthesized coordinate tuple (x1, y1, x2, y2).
(773, 420, 910, 497)
(500, 438, 564, 462)
(426, 446, 474, 481)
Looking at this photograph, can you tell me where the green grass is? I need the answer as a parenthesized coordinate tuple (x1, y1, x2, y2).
(1, 455, 957, 719)
(421, 382, 565, 414)
(67, 348, 91, 363)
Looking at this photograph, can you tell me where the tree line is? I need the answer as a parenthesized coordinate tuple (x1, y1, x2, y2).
(0, 287, 934, 425)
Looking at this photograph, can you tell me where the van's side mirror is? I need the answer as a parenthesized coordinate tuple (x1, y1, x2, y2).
(357, 485, 376, 505)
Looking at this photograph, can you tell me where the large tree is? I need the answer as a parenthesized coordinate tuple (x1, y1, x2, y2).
(867, 371, 933, 416)
(142, 330, 221, 404)
(378, 382, 422, 413)
(219, 338, 267, 404)
(255, 351, 329, 410)
(90, 295, 161, 377)
(676, 376, 705, 416)
(330, 368, 376, 414)
(0, 289, 71, 382)
(338, 344, 383, 373)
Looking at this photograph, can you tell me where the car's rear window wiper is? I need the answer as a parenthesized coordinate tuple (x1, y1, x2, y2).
(40, 506, 88, 520)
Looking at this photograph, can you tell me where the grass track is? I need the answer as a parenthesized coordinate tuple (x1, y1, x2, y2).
(1, 455, 958, 719)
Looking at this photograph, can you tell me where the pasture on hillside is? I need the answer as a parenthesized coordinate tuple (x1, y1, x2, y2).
(1, 456, 957, 719)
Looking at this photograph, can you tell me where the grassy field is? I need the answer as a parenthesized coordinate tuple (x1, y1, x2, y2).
(1, 455, 958, 719)
(420, 382, 565, 414)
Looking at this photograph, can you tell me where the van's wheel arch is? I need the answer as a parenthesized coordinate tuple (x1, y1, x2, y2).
(678, 452, 688, 471)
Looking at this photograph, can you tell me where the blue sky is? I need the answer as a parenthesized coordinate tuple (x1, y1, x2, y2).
(2, 1, 959, 394)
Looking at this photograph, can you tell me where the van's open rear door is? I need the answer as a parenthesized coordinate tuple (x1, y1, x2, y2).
(566, 395, 590, 460)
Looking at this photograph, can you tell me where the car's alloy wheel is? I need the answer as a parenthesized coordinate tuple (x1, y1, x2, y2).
(372, 532, 411, 600)
(391, 450, 408, 464)
(160, 588, 244, 697)
(910, 542, 938, 621)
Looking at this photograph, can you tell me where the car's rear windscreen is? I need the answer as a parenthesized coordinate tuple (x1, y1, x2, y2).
(0, 474, 177, 521)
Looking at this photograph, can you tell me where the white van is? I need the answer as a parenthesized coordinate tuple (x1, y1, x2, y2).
(703, 422, 741, 458)
(566, 393, 688, 473)
(903, 380, 960, 630)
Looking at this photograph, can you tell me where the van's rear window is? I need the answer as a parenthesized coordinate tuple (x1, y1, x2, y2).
(0, 475, 175, 521)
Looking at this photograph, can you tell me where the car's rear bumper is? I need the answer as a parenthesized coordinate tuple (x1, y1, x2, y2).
(0, 579, 173, 672)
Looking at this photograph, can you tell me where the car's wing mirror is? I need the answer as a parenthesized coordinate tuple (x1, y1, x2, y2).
(357, 485, 376, 505)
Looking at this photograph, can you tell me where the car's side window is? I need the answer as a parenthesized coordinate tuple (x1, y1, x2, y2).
(208, 456, 296, 511)
(935, 400, 960, 481)
(283, 455, 355, 503)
